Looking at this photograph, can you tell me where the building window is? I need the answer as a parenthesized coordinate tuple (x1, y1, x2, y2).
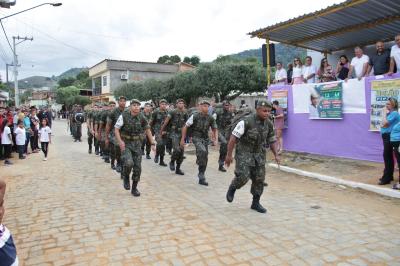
(102, 76, 107, 87)
(93, 77, 102, 96)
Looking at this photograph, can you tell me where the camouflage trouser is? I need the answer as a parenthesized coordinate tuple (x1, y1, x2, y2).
(100, 129, 109, 157)
(71, 123, 76, 137)
(171, 133, 184, 164)
(94, 136, 100, 153)
(155, 133, 166, 156)
(166, 134, 173, 152)
(141, 137, 151, 155)
(231, 157, 266, 197)
(121, 140, 142, 182)
(218, 130, 228, 163)
(74, 123, 82, 140)
(87, 128, 93, 148)
(110, 139, 121, 163)
(192, 137, 209, 167)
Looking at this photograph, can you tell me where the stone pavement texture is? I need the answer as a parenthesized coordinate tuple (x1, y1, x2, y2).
(1, 120, 400, 266)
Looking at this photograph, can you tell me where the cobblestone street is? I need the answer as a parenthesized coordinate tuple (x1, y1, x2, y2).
(1, 120, 400, 266)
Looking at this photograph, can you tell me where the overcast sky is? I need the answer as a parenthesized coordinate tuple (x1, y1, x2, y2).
(0, 0, 342, 80)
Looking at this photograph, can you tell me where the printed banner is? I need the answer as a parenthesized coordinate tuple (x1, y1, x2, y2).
(309, 82, 343, 119)
(270, 90, 288, 128)
(293, 78, 366, 114)
(370, 79, 400, 131)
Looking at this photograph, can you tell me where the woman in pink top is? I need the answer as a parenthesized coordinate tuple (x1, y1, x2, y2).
(291, 57, 304, 84)
(273, 100, 285, 154)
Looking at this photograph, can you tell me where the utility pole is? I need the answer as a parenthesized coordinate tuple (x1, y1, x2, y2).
(13, 36, 33, 106)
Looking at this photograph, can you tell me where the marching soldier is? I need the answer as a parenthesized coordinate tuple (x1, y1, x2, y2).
(216, 100, 234, 172)
(180, 100, 218, 186)
(86, 105, 94, 153)
(225, 100, 280, 213)
(114, 99, 155, 197)
(106, 96, 126, 172)
(99, 102, 113, 163)
(141, 103, 153, 159)
(160, 99, 188, 175)
(73, 105, 84, 142)
(93, 104, 102, 155)
(150, 99, 168, 167)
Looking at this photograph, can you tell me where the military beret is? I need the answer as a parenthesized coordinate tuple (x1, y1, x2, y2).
(159, 99, 168, 104)
(176, 98, 185, 104)
(130, 99, 141, 105)
(199, 100, 211, 106)
(109, 101, 116, 105)
(144, 102, 152, 107)
(118, 96, 127, 101)
(256, 100, 272, 109)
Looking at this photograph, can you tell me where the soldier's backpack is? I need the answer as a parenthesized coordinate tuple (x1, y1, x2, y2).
(227, 107, 254, 139)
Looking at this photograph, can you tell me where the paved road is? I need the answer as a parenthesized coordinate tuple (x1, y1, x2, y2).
(2, 120, 400, 266)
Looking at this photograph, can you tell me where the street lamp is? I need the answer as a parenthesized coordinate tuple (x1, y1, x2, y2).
(0, 2, 62, 106)
(0, 3, 62, 21)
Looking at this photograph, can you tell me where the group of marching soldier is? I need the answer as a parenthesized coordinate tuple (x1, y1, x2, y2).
(76, 96, 280, 214)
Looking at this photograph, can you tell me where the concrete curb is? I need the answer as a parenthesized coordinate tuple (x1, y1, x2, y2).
(268, 163, 400, 199)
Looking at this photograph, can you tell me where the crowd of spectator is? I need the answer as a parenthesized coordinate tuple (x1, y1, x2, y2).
(0, 106, 53, 164)
(273, 34, 400, 85)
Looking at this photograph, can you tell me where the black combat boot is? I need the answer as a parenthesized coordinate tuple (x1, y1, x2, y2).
(105, 156, 110, 164)
(146, 153, 151, 159)
(131, 181, 141, 197)
(175, 163, 184, 175)
(218, 161, 227, 172)
(251, 195, 267, 213)
(88, 146, 92, 154)
(198, 166, 208, 186)
(123, 175, 130, 190)
(154, 154, 159, 163)
(116, 163, 122, 173)
(169, 160, 175, 171)
(159, 156, 167, 167)
(226, 184, 236, 202)
(111, 160, 116, 170)
(95, 148, 99, 155)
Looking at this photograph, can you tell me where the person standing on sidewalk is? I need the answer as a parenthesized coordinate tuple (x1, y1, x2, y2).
(180, 100, 218, 186)
(115, 99, 155, 197)
(1, 119, 13, 165)
(106, 96, 126, 172)
(216, 100, 234, 172)
(160, 99, 188, 175)
(14, 120, 26, 159)
(379, 98, 400, 185)
(225, 100, 280, 214)
(150, 99, 168, 167)
(38, 118, 52, 161)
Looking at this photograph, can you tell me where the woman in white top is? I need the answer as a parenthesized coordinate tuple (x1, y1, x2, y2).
(273, 62, 287, 85)
(38, 118, 52, 161)
(291, 57, 304, 85)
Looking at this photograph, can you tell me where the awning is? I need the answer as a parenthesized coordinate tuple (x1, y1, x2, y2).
(249, 0, 400, 53)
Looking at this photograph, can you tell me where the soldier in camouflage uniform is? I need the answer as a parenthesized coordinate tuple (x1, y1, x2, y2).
(115, 99, 155, 197)
(85, 105, 94, 154)
(73, 105, 84, 142)
(69, 105, 76, 139)
(98, 102, 113, 163)
(93, 104, 102, 155)
(181, 100, 218, 186)
(106, 97, 126, 172)
(225, 100, 280, 213)
(150, 99, 168, 167)
(94, 104, 105, 156)
(141, 103, 153, 159)
(160, 99, 188, 175)
(216, 100, 234, 172)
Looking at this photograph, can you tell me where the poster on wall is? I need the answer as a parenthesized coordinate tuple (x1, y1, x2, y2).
(270, 90, 288, 128)
(309, 82, 343, 119)
(370, 79, 400, 131)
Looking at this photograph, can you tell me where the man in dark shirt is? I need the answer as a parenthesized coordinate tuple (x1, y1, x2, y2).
(367, 41, 390, 76)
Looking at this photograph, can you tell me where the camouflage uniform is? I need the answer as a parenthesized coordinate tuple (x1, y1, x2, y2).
(186, 110, 217, 184)
(168, 108, 188, 172)
(151, 105, 168, 165)
(93, 109, 102, 155)
(99, 108, 110, 162)
(107, 106, 125, 170)
(86, 109, 94, 153)
(141, 110, 152, 158)
(116, 108, 150, 196)
(216, 106, 234, 171)
(226, 101, 276, 213)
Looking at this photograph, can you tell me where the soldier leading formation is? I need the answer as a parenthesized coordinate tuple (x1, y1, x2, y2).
(81, 98, 280, 214)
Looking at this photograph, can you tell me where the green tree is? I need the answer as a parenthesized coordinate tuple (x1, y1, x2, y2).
(169, 55, 181, 64)
(157, 55, 170, 64)
(74, 70, 91, 90)
(183, 56, 191, 64)
(56, 86, 80, 105)
(65, 95, 91, 108)
(58, 77, 76, 88)
(190, 55, 200, 66)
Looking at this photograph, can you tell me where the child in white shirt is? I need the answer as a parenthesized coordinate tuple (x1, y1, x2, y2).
(14, 120, 26, 159)
(38, 119, 52, 161)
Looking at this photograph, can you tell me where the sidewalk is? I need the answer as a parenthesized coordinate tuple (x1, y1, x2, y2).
(269, 151, 400, 198)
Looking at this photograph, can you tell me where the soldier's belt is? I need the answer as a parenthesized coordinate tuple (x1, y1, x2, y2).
(121, 134, 142, 141)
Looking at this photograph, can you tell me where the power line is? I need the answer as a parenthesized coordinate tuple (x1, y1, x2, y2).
(0, 20, 13, 53)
